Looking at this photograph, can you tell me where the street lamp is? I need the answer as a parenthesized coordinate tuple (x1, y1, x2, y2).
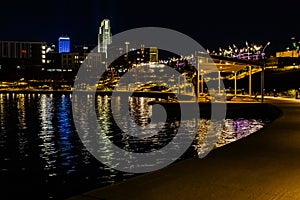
(261, 41, 271, 103)
(218, 66, 222, 94)
(125, 41, 130, 54)
(200, 69, 206, 95)
(232, 70, 237, 96)
(125, 41, 130, 65)
(246, 41, 250, 59)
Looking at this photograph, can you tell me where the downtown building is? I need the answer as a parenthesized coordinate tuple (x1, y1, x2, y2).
(45, 47, 102, 86)
(0, 41, 46, 81)
(58, 36, 70, 53)
(44, 36, 90, 84)
(98, 19, 112, 58)
(272, 49, 300, 69)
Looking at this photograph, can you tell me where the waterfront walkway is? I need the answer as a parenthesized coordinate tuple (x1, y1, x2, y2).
(68, 97, 300, 200)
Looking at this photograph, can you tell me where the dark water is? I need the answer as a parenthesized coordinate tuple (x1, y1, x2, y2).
(0, 93, 266, 199)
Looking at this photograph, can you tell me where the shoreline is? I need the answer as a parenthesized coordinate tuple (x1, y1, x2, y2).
(0, 90, 281, 121)
(65, 101, 283, 200)
(0, 89, 179, 98)
(67, 99, 295, 200)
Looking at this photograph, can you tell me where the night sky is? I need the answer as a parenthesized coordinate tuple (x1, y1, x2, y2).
(1, 0, 300, 54)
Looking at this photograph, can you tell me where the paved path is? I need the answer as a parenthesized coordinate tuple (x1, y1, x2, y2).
(67, 97, 300, 200)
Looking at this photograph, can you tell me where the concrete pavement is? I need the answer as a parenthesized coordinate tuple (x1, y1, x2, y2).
(67, 97, 300, 200)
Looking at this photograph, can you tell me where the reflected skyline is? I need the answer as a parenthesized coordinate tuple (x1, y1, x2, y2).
(0, 93, 265, 199)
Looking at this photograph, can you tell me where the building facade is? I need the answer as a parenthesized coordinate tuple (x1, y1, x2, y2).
(0, 41, 46, 80)
(276, 50, 300, 58)
(275, 49, 300, 69)
(98, 19, 112, 58)
(58, 36, 70, 53)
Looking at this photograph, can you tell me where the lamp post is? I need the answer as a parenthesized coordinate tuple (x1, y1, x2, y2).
(261, 41, 271, 103)
(249, 65, 252, 97)
(125, 41, 130, 66)
(233, 71, 237, 96)
(196, 54, 199, 100)
(125, 41, 130, 55)
(201, 69, 204, 95)
(178, 76, 180, 94)
(218, 66, 222, 94)
(246, 41, 250, 59)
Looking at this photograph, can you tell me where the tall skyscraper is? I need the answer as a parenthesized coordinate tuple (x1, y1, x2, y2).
(98, 19, 112, 58)
(58, 36, 70, 53)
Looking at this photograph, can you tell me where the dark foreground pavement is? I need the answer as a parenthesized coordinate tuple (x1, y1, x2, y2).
(67, 98, 300, 200)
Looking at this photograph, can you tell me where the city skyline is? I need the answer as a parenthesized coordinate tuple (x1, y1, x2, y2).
(1, 21, 298, 58)
(1, 0, 300, 54)
(2, 2, 300, 199)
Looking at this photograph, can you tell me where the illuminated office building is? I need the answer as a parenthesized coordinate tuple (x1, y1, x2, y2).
(0, 41, 46, 66)
(98, 19, 112, 58)
(0, 41, 46, 80)
(58, 36, 70, 53)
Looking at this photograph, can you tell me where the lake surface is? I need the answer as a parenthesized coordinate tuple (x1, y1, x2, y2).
(0, 93, 266, 199)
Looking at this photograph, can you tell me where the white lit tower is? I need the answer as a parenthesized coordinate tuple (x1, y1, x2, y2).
(98, 19, 112, 58)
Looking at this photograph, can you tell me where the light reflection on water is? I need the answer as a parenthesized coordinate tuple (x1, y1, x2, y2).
(192, 118, 264, 156)
(0, 93, 265, 199)
(38, 94, 57, 177)
(218, 118, 264, 147)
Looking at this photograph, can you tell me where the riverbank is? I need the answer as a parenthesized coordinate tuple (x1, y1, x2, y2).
(0, 89, 180, 99)
(0, 89, 281, 120)
(66, 98, 293, 200)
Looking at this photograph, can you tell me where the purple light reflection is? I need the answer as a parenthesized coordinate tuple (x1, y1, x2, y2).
(193, 118, 265, 154)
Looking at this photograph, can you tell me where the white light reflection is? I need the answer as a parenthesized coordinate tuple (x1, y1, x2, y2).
(16, 94, 28, 159)
(95, 95, 117, 176)
(38, 94, 58, 177)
